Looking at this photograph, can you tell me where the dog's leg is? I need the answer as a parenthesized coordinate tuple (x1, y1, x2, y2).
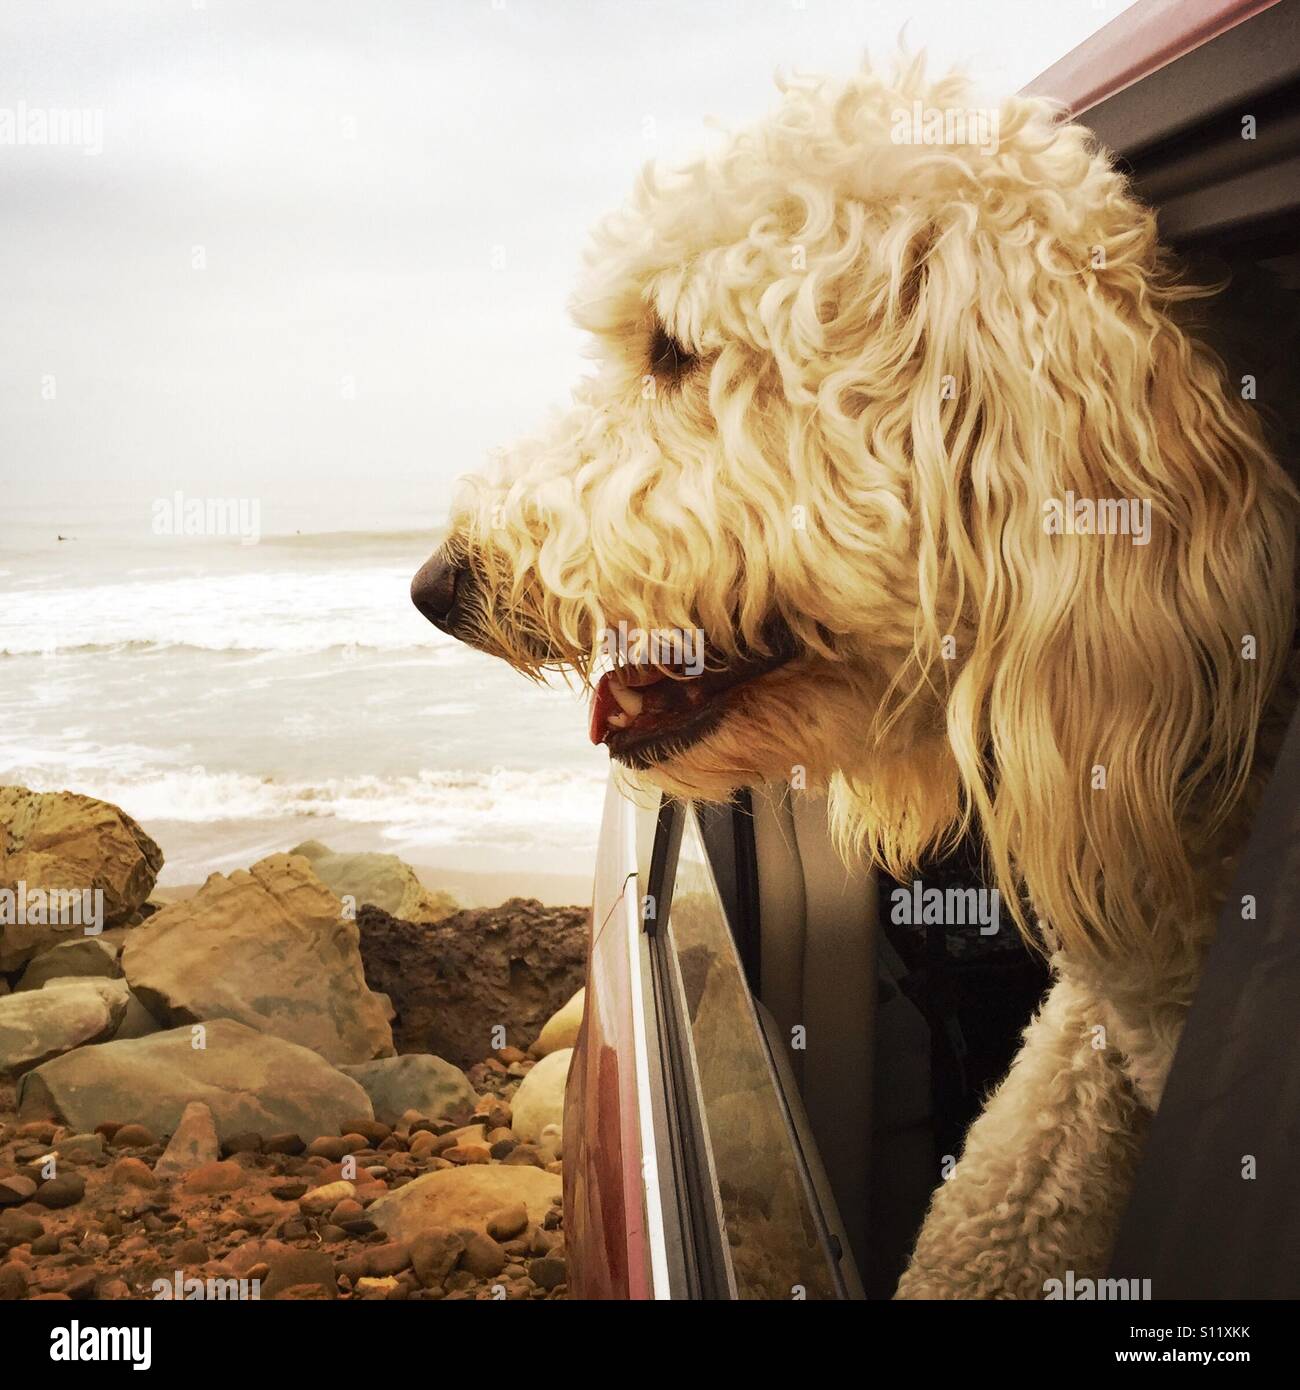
(893, 972, 1150, 1300)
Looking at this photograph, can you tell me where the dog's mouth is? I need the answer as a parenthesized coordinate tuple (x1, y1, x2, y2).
(589, 626, 796, 768)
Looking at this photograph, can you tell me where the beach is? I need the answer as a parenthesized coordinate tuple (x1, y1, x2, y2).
(0, 501, 608, 905)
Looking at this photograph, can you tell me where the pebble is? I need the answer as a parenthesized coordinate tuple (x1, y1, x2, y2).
(35, 1174, 86, 1209)
(486, 1203, 529, 1242)
(444, 1144, 491, 1165)
(460, 1232, 506, 1279)
(529, 1255, 567, 1291)
(305, 1136, 356, 1162)
(298, 1180, 355, 1214)
(0, 1176, 38, 1206)
(222, 1131, 263, 1155)
(340, 1119, 390, 1146)
(261, 1249, 338, 1300)
(502, 1145, 544, 1168)
(111, 1158, 157, 1189)
(174, 1238, 209, 1266)
(0, 1261, 30, 1300)
(111, 1124, 157, 1149)
(364, 1241, 411, 1277)
(262, 1133, 305, 1156)
(409, 1229, 464, 1288)
(269, 1181, 309, 1201)
(180, 1162, 244, 1195)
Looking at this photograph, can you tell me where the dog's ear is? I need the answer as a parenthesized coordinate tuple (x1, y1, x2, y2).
(895, 153, 1297, 971)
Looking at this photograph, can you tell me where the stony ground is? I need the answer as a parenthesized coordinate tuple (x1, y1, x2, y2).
(0, 1050, 568, 1302)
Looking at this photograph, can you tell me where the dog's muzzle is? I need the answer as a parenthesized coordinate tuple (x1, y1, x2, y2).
(411, 545, 474, 638)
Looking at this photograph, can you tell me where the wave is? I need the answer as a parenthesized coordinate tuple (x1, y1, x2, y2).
(0, 564, 448, 656)
(7, 763, 608, 852)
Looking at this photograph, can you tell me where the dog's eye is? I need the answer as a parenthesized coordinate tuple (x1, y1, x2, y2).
(648, 322, 697, 385)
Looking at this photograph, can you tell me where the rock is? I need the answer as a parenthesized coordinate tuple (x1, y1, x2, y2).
(155, 1100, 220, 1177)
(34, 1173, 85, 1209)
(339, 1118, 390, 1146)
(510, 1048, 571, 1143)
(180, 1161, 244, 1195)
(222, 1131, 262, 1155)
(338, 1055, 476, 1127)
(263, 1133, 305, 1156)
(444, 1144, 490, 1165)
(269, 1180, 308, 1201)
(486, 1203, 529, 1242)
(532, 988, 584, 1057)
(298, 1180, 354, 1215)
(529, 1255, 567, 1290)
(261, 1249, 337, 1300)
(501, 1144, 545, 1168)
(16, 1018, 373, 1143)
(364, 1241, 410, 1277)
(460, 1231, 506, 1278)
(368, 1165, 561, 1243)
(356, 900, 586, 1069)
(109, 1123, 156, 1149)
(0, 1261, 30, 1300)
(54, 1132, 105, 1162)
(174, 1238, 209, 1266)
(0, 1176, 38, 1205)
(289, 841, 457, 925)
(0, 787, 163, 969)
(15, 937, 119, 991)
(0, 1211, 44, 1244)
(409, 1229, 464, 1288)
(107, 990, 162, 1042)
(305, 1136, 362, 1161)
(0, 981, 128, 1077)
(120, 854, 393, 1065)
(110, 1158, 156, 1189)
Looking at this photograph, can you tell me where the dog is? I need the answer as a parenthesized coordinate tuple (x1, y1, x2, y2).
(412, 58, 1298, 1298)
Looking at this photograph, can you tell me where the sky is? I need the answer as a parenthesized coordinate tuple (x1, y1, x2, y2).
(0, 0, 1133, 535)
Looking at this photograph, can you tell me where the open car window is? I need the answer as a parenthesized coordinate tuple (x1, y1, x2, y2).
(643, 796, 857, 1299)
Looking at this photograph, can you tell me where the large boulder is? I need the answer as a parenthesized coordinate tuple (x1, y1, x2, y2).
(368, 1164, 561, 1241)
(511, 1048, 571, 1142)
(15, 936, 119, 991)
(290, 841, 456, 925)
(0, 979, 128, 1077)
(16, 1018, 373, 1141)
(532, 988, 584, 1057)
(39, 977, 161, 1042)
(357, 900, 586, 1068)
(121, 854, 393, 1065)
(339, 1054, 476, 1125)
(0, 787, 163, 969)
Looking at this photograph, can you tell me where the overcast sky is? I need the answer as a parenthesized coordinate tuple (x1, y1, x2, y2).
(0, 0, 1131, 533)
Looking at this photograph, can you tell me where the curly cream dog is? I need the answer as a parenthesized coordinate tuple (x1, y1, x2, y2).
(413, 59, 1297, 1297)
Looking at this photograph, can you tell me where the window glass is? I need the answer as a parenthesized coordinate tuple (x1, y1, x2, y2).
(668, 810, 840, 1300)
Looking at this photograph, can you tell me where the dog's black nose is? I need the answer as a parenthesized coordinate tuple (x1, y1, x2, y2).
(411, 547, 466, 631)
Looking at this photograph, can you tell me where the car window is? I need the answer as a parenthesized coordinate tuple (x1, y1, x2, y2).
(663, 808, 842, 1299)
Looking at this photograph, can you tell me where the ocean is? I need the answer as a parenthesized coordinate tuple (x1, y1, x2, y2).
(0, 500, 609, 905)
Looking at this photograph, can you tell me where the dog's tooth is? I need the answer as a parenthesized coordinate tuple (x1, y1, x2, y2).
(608, 680, 644, 717)
(606, 712, 631, 730)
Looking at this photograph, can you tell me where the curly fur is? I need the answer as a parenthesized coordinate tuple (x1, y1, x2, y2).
(437, 57, 1298, 1297)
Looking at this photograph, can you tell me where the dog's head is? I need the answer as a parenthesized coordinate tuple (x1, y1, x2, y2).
(414, 59, 1295, 965)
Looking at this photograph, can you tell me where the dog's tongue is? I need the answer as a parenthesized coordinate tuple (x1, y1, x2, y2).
(589, 671, 618, 746)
